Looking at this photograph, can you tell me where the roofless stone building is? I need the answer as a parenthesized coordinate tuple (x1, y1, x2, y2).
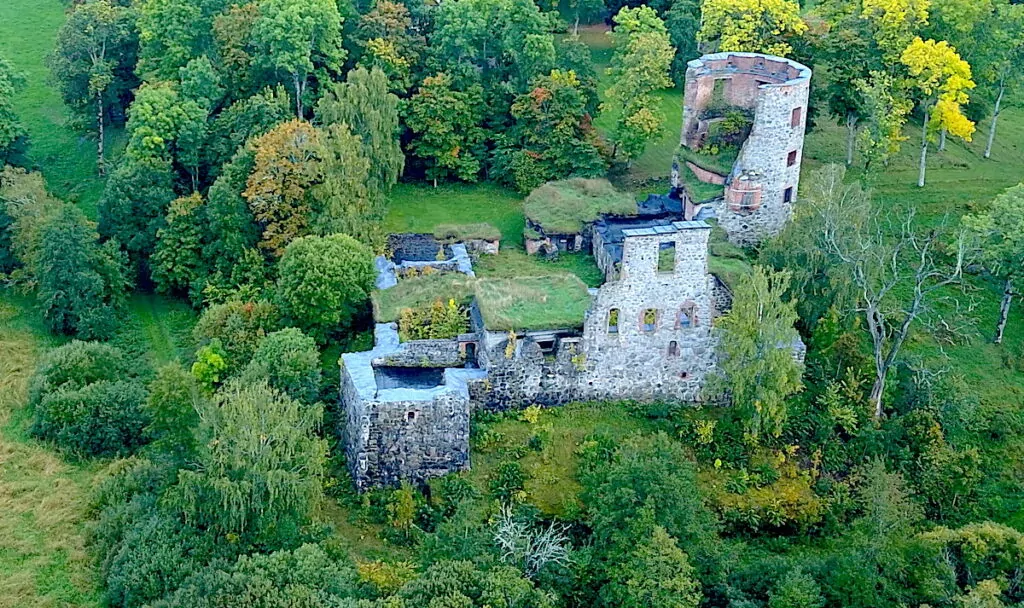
(681, 52, 812, 245)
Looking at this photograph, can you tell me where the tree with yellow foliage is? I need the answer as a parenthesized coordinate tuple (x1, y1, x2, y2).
(900, 37, 975, 187)
(860, 0, 930, 59)
(697, 0, 807, 57)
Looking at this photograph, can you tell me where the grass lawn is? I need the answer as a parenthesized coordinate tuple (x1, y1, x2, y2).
(372, 273, 477, 323)
(386, 183, 526, 245)
(0, 0, 123, 218)
(523, 178, 636, 234)
(0, 293, 102, 608)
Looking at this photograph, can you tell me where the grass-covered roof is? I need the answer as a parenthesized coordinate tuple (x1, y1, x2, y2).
(523, 178, 636, 235)
(474, 274, 592, 332)
(372, 273, 476, 323)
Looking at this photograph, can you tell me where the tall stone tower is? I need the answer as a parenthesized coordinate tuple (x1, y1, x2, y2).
(681, 52, 812, 245)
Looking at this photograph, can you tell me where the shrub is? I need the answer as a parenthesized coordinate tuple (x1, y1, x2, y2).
(192, 299, 280, 373)
(31, 380, 149, 457)
(102, 507, 237, 608)
(398, 298, 469, 341)
(240, 327, 322, 403)
(490, 460, 527, 503)
(27, 340, 135, 406)
(151, 543, 358, 608)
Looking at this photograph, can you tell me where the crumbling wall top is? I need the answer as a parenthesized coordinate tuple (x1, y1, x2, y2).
(686, 52, 811, 88)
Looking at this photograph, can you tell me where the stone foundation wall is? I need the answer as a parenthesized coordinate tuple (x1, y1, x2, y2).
(342, 370, 471, 490)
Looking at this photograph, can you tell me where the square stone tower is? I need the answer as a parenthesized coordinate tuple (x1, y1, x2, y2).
(580, 220, 717, 402)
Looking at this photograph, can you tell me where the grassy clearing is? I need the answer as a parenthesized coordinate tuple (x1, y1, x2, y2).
(475, 274, 592, 331)
(386, 183, 526, 245)
(523, 178, 636, 234)
(0, 293, 102, 608)
(0, 0, 123, 218)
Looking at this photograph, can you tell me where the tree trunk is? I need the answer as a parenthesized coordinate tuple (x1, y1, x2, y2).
(96, 93, 105, 176)
(293, 74, 305, 118)
(845, 112, 857, 166)
(917, 111, 929, 188)
(996, 277, 1013, 344)
(984, 82, 1004, 159)
(573, 14, 580, 35)
(869, 371, 887, 420)
(938, 127, 947, 151)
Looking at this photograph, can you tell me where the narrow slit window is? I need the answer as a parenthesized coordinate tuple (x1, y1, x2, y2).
(791, 107, 802, 128)
(784, 186, 794, 203)
(658, 242, 676, 273)
(787, 150, 798, 166)
(668, 341, 679, 357)
(608, 308, 620, 334)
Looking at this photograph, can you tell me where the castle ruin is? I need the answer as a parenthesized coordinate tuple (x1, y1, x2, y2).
(681, 52, 811, 245)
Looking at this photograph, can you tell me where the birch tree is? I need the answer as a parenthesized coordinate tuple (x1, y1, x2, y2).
(900, 37, 976, 187)
(962, 184, 1024, 344)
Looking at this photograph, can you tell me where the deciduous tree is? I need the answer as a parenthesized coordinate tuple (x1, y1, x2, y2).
(48, 0, 137, 174)
(252, 0, 346, 117)
(811, 164, 966, 417)
(152, 193, 208, 298)
(602, 526, 702, 608)
(0, 56, 26, 162)
(494, 69, 607, 192)
(316, 67, 404, 204)
(708, 265, 803, 443)
(405, 72, 487, 186)
(36, 205, 129, 339)
(169, 381, 328, 548)
(962, 184, 1024, 344)
(275, 233, 376, 341)
(900, 37, 976, 187)
(242, 119, 324, 256)
(605, 7, 674, 162)
(698, 0, 808, 56)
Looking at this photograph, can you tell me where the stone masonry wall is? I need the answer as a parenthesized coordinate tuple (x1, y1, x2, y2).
(476, 335, 585, 410)
(580, 221, 717, 403)
(376, 338, 464, 368)
(682, 53, 811, 245)
(342, 369, 471, 490)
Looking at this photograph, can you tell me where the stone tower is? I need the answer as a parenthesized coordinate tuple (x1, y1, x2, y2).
(580, 220, 717, 402)
(681, 52, 812, 245)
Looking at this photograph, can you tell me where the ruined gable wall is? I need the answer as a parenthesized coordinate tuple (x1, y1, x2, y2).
(580, 223, 717, 403)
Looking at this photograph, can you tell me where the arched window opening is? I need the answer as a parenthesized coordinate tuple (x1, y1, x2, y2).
(642, 309, 658, 333)
(607, 308, 620, 334)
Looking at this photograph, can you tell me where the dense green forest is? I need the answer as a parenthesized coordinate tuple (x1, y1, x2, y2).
(1, 0, 1023, 606)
